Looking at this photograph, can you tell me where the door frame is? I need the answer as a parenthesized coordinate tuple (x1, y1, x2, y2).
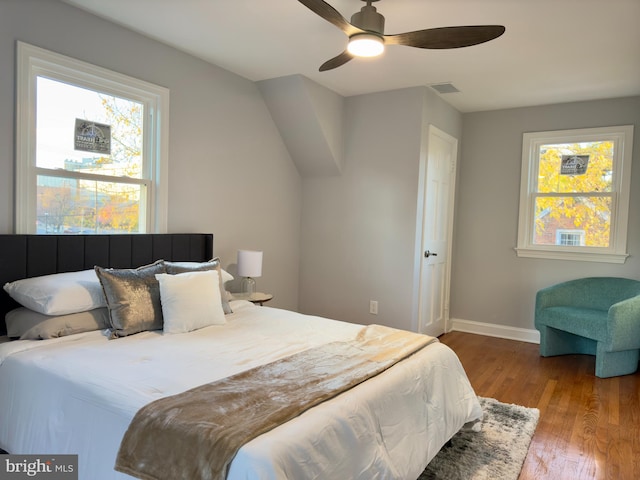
(414, 124, 458, 334)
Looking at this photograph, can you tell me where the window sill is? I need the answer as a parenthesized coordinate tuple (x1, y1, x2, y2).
(514, 247, 628, 264)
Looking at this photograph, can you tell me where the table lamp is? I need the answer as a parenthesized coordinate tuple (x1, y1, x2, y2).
(237, 250, 263, 294)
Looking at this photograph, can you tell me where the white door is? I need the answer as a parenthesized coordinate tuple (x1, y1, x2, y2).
(418, 126, 457, 336)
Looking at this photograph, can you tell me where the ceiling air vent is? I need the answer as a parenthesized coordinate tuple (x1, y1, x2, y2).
(429, 83, 460, 94)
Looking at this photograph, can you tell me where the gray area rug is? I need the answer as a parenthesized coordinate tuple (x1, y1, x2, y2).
(419, 397, 539, 480)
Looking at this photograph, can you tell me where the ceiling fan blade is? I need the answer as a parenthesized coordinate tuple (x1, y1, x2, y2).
(319, 51, 354, 72)
(297, 0, 363, 36)
(385, 25, 505, 49)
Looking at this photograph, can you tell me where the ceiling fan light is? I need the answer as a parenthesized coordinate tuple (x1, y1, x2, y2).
(347, 34, 384, 57)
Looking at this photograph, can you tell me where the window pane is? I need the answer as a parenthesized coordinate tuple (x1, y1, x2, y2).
(557, 231, 584, 246)
(537, 141, 613, 194)
(36, 77, 143, 178)
(534, 196, 610, 247)
(37, 175, 146, 234)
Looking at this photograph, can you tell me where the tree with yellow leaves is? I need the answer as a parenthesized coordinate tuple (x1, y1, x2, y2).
(534, 140, 613, 247)
(84, 95, 143, 232)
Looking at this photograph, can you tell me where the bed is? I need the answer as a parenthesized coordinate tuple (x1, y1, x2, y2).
(0, 234, 482, 480)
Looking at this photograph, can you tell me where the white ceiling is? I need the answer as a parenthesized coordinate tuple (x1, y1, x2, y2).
(61, 0, 640, 112)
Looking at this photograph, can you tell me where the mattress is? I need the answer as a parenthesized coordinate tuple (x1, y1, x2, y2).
(0, 300, 482, 479)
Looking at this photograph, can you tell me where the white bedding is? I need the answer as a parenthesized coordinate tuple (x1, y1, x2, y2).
(0, 301, 482, 480)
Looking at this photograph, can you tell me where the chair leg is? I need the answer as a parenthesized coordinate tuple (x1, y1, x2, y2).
(538, 326, 595, 357)
(595, 344, 640, 378)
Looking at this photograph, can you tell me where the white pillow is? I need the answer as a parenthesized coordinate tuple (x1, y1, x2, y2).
(156, 270, 226, 334)
(3, 269, 107, 316)
(164, 258, 233, 315)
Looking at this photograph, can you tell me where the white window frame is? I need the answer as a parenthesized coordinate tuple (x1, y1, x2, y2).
(15, 42, 169, 234)
(516, 125, 633, 263)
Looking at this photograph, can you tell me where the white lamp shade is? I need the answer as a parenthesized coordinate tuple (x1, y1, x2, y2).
(237, 250, 263, 278)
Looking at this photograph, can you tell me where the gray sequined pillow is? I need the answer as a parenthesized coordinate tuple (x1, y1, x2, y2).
(95, 260, 167, 338)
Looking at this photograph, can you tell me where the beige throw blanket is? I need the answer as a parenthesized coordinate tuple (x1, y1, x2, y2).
(115, 324, 436, 480)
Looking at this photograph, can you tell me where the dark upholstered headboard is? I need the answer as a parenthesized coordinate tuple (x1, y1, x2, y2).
(0, 234, 213, 336)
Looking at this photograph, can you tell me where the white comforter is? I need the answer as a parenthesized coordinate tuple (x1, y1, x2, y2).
(0, 301, 482, 480)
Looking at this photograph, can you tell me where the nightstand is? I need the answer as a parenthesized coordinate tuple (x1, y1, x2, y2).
(231, 292, 273, 306)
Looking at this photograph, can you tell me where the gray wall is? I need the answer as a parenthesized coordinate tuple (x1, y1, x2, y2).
(452, 96, 640, 331)
(5, 2, 637, 338)
(0, 0, 302, 310)
(298, 87, 463, 332)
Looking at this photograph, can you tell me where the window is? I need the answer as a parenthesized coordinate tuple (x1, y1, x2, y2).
(16, 42, 169, 234)
(516, 125, 633, 263)
(556, 230, 584, 247)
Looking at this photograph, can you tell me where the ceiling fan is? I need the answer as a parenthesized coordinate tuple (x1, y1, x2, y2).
(298, 0, 505, 71)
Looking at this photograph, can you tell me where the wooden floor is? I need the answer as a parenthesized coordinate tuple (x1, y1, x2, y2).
(439, 332, 640, 480)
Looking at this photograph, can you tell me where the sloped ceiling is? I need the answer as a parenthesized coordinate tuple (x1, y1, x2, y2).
(258, 75, 344, 177)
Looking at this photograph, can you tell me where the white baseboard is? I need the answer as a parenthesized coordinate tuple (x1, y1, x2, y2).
(448, 318, 540, 344)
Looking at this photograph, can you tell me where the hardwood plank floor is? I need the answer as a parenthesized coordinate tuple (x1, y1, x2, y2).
(439, 331, 640, 480)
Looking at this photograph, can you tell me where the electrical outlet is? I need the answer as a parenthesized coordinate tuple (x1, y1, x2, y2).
(369, 300, 378, 315)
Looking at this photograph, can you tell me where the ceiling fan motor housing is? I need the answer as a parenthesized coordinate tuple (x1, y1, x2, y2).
(351, 4, 385, 35)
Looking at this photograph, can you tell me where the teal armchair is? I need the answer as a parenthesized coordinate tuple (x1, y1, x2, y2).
(535, 277, 640, 378)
